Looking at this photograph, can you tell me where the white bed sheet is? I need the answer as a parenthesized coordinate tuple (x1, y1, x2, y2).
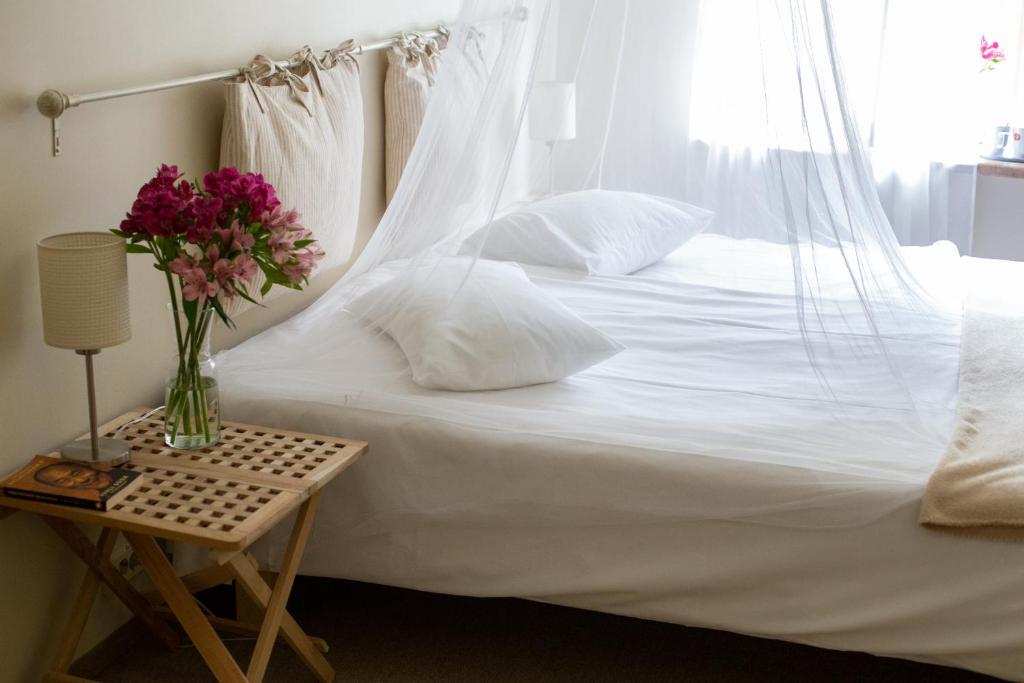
(217, 236, 1024, 679)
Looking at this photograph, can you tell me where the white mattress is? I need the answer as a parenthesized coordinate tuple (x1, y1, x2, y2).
(218, 236, 1024, 679)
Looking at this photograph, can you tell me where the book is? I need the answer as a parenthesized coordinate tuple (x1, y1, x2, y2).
(1, 455, 142, 511)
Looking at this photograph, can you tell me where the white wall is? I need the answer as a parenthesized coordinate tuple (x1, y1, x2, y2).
(0, 1, 458, 680)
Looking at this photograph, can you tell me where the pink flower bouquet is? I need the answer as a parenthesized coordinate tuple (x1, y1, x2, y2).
(116, 164, 324, 447)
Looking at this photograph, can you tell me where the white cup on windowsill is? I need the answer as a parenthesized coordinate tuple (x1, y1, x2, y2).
(984, 125, 1010, 158)
(1009, 127, 1024, 160)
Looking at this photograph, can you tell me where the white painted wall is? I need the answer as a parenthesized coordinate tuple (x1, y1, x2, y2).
(0, 1, 458, 680)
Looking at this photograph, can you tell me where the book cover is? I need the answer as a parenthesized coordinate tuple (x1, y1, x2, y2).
(1, 455, 142, 511)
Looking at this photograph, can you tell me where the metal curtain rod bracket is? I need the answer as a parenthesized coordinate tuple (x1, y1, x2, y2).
(36, 24, 449, 157)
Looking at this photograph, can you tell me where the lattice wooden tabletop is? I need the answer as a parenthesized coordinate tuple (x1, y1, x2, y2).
(0, 408, 367, 551)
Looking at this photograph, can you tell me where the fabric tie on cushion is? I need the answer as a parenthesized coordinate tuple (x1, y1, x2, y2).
(321, 39, 359, 72)
(286, 42, 357, 102)
(242, 54, 314, 116)
(289, 46, 327, 97)
(394, 31, 446, 86)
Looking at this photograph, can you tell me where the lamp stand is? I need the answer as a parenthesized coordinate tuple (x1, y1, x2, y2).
(60, 349, 131, 466)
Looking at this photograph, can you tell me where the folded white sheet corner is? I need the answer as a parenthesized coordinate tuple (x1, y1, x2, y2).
(218, 236, 1024, 680)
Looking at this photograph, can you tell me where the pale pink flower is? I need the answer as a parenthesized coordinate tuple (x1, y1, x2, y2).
(234, 253, 259, 282)
(269, 230, 299, 264)
(215, 221, 255, 255)
(263, 206, 302, 230)
(180, 265, 219, 305)
(169, 254, 195, 276)
(232, 228, 255, 253)
(282, 246, 324, 284)
(211, 259, 236, 298)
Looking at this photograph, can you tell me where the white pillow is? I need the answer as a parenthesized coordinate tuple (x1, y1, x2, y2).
(460, 190, 714, 274)
(347, 258, 623, 391)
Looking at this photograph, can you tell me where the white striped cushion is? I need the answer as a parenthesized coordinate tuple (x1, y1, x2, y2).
(220, 47, 363, 313)
(384, 36, 445, 204)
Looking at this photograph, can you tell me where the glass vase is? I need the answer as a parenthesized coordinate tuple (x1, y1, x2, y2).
(164, 304, 220, 449)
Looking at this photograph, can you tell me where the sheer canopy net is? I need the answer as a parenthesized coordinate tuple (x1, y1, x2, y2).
(221, 0, 965, 526)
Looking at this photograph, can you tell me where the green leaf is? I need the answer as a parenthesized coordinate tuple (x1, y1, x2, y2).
(233, 286, 265, 308)
(209, 297, 236, 329)
(260, 279, 273, 297)
(125, 244, 152, 254)
(263, 266, 292, 285)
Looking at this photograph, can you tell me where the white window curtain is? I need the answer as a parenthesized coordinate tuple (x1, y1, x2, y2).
(692, 0, 1024, 252)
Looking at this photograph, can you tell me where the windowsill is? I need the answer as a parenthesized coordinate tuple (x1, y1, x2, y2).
(978, 159, 1024, 179)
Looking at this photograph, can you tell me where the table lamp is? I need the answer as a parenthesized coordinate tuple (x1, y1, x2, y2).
(37, 232, 132, 465)
(529, 81, 577, 195)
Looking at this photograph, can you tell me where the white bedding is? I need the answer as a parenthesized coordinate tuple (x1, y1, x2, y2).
(217, 236, 1024, 679)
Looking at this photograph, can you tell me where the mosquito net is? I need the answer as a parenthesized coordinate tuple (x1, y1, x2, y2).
(222, 0, 965, 526)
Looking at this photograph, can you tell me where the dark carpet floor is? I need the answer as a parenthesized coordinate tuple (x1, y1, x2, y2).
(76, 576, 998, 682)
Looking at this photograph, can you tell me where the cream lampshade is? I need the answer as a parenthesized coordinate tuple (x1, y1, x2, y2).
(37, 232, 132, 465)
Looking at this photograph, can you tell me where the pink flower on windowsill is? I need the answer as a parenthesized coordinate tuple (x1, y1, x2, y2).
(981, 35, 1006, 71)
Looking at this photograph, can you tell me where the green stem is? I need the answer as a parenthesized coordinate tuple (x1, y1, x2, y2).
(164, 268, 188, 443)
(164, 269, 186, 358)
(167, 303, 216, 445)
(193, 305, 212, 441)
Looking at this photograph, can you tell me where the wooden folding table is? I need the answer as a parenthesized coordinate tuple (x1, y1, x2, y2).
(0, 408, 367, 683)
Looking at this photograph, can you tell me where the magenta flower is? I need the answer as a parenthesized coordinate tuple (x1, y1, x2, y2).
(981, 35, 1006, 71)
(119, 164, 196, 238)
(185, 195, 223, 244)
(118, 163, 324, 328)
(202, 167, 281, 221)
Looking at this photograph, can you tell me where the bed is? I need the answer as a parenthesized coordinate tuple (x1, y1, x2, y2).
(217, 235, 1024, 680)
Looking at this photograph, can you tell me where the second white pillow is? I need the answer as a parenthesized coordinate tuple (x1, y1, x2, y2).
(460, 189, 714, 274)
(346, 258, 624, 391)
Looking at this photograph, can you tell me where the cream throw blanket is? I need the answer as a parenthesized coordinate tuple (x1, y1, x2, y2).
(920, 257, 1024, 539)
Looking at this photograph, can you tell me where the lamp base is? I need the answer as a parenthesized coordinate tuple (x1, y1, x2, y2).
(60, 437, 132, 467)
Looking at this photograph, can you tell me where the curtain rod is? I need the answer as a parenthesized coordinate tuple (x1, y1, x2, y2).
(35, 24, 448, 157)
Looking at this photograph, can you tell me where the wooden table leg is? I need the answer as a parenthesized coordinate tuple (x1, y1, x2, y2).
(50, 528, 119, 674)
(40, 516, 179, 651)
(126, 532, 247, 683)
(227, 494, 333, 683)
(228, 555, 333, 681)
(245, 492, 323, 683)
